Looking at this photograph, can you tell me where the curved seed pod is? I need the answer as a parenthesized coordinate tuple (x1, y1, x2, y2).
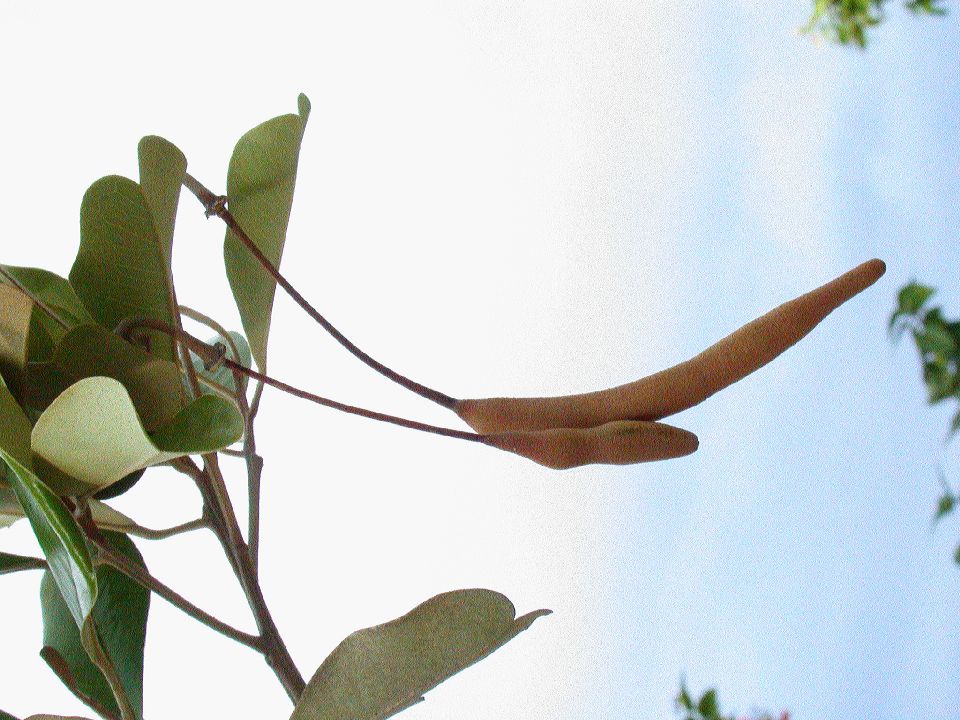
(482, 420, 699, 469)
(457, 258, 885, 434)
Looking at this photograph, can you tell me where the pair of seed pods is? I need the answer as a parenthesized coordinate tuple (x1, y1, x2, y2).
(455, 259, 886, 469)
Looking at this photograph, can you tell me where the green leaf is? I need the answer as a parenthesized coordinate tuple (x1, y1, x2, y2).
(0, 710, 19, 720)
(0, 283, 34, 401)
(291, 588, 550, 720)
(0, 362, 32, 474)
(0, 265, 95, 329)
(31, 376, 243, 495)
(934, 492, 956, 524)
(914, 322, 956, 357)
(27, 323, 187, 431)
(224, 93, 310, 371)
(954, 544, 960, 565)
(1, 487, 138, 533)
(70, 175, 178, 363)
(697, 688, 719, 719)
(0, 449, 96, 628)
(41, 531, 149, 720)
(137, 136, 187, 268)
(190, 331, 252, 395)
(0, 550, 45, 574)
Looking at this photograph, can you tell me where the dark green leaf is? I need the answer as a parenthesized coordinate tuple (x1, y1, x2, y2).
(224, 94, 310, 371)
(0, 363, 32, 470)
(914, 322, 956, 357)
(41, 532, 149, 720)
(697, 688, 719, 718)
(0, 449, 96, 628)
(291, 588, 549, 720)
(0, 710, 19, 720)
(70, 175, 178, 363)
(0, 283, 33, 401)
(0, 551, 45, 575)
(934, 492, 956, 524)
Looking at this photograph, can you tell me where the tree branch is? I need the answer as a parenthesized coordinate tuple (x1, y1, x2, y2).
(181, 172, 457, 409)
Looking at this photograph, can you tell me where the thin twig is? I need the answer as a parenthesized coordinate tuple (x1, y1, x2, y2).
(181, 172, 457, 409)
(0, 266, 70, 330)
(124, 516, 210, 541)
(94, 540, 263, 651)
(117, 317, 483, 443)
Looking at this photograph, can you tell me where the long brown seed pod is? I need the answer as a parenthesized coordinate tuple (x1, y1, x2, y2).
(456, 258, 885, 434)
(482, 420, 699, 469)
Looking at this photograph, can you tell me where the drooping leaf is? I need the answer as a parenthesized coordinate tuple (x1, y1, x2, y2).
(189, 331, 252, 395)
(138, 136, 187, 267)
(26, 323, 187, 431)
(0, 283, 33, 400)
(70, 175, 178, 363)
(1, 487, 138, 533)
(0, 449, 96, 628)
(41, 531, 149, 720)
(0, 550, 45, 574)
(224, 93, 310, 371)
(291, 588, 550, 720)
(31, 376, 243, 495)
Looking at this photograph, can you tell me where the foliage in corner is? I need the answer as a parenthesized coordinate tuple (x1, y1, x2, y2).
(802, 0, 948, 47)
(676, 682, 788, 720)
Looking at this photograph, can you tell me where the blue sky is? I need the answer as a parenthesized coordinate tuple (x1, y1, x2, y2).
(0, 2, 958, 719)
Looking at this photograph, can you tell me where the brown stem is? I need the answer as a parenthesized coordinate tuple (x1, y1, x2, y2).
(124, 516, 210, 541)
(181, 172, 457, 409)
(117, 317, 483, 443)
(93, 538, 262, 651)
(176, 456, 305, 701)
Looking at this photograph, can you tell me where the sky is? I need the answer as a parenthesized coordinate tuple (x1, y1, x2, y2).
(0, 1, 958, 719)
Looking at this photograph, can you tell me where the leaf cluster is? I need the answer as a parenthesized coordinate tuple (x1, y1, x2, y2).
(0, 95, 549, 720)
(802, 0, 948, 47)
(675, 682, 787, 720)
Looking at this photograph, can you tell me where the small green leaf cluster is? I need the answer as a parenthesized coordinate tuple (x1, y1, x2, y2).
(891, 282, 960, 565)
(675, 682, 787, 720)
(802, 0, 948, 47)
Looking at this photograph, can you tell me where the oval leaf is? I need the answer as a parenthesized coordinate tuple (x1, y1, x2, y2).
(0, 448, 96, 628)
(291, 589, 550, 720)
(0, 283, 33, 400)
(70, 176, 178, 363)
(31, 376, 243, 495)
(0, 265, 95, 329)
(41, 532, 149, 720)
(138, 136, 187, 267)
(224, 93, 310, 371)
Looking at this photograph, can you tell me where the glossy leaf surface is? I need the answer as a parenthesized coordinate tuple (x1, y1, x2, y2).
(41, 532, 149, 720)
(32, 376, 243, 495)
(291, 589, 549, 720)
(224, 93, 310, 371)
(70, 175, 178, 363)
(0, 449, 96, 628)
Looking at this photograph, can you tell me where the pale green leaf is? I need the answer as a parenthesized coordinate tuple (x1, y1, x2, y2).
(0, 265, 95, 329)
(70, 176, 178, 363)
(27, 323, 187, 431)
(0, 487, 137, 532)
(41, 531, 149, 720)
(291, 589, 550, 720)
(0, 448, 96, 628)
(190, 331, 251, 395)
(31, 376, 242, 495)
(224, 93, 310, 371)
